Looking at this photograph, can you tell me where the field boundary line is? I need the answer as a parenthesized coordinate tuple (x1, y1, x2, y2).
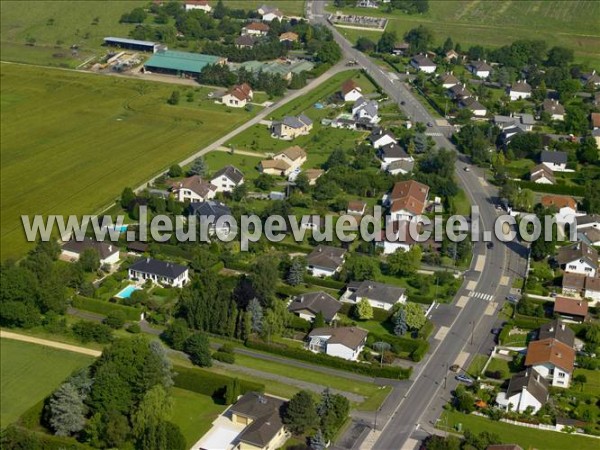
(0, 330, 101, 357)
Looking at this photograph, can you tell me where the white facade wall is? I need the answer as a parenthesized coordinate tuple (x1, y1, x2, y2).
(210, 174, 243, 193)
(326, 343, 361, 361)
(565, 260, 597, 277)
(128, 268, 189, 288)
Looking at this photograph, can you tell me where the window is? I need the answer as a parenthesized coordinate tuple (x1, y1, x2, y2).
(558, 372, 565, 378)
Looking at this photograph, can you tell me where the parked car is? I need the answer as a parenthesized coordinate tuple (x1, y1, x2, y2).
(463, 167, 470, 172)
(506, 295, 518, 303)
(491, 328, 501, 335)
(449, 364, 460, 372)
(487, 242, 494, 249)
(427, 122, 434, 127)
(455, 374, 473, 384)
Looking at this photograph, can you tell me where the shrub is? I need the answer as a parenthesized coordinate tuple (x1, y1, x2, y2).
(245, 339, 411, 379)
(72, 296, 140, 321)
(173, 365, 263, 400)
(212, 351, 235, 364)
(71, 321, 113, 344)
(288, 315, 311, 332)
(103, 310, 126, 329)
(126, 323, 141, 334)
(219, 343, 235, 354)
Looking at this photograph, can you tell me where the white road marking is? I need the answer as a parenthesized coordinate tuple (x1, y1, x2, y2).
(466, 280, 477, 291)
(454, 351, 469, 368)
(485, 302, 496, 315)
(401, 438, 420, 450)
(500, 276, 510, 286)
(456, 296, 469, 308)
(474, 255, 486, 272)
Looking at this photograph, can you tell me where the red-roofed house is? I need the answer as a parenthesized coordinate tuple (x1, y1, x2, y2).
(185, 0, 212, 13)
(388, 180, 429, 221)
(341, 79, 362, 102)
(243, 22, 270, 36)
(525, 338, 575, 388)
(222, 83, 253, 108)
(554, 296, 589, 322)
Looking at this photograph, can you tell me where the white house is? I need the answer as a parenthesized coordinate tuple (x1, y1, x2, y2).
(540, 195, 578, 228)
(388, 180, 429, 222)
(584, 276, 600, 303)
(306, 245, 347, 277)
(576, 214, 600, 231)
(221, 83, 253, 108)
(128, 258, 189, 288)
(210, 165, 244, 193)
(459, 97, 487, 117)
(525, 338, 574, 388)
(540, 150, 568, 172)
(557, 241, 598, 276)
(169, 175, 217, 203)
(377, 143, 413, 171)
(184, 0, 212, 13)
(352, 97, 379, 124)
(439, 72, 460, 89)
(542, 99, 565, 121)
(530, 164, 555, 185)
(342, 280, 407, 311)
(61, 237, 120, 266)
(410, 55, 436, 73)
(467, 60, 492, 78)
(258, 5, 284, 21)
(242, 22, 270, 36)
(368, 128, 396, 149)
(508, 80, 532, 101)
(496, 369, 549, 413)
(376, 219, 421, 254)
(341, 79, 363, 102)
(307, 326, 368, 361)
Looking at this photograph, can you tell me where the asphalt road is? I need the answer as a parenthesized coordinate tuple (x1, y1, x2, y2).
(309, 2, 527, 448)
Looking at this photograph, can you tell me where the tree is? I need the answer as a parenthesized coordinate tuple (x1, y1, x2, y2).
(317, 390, 349, 440)
(254, 173, 275, 191)
(355, 298, 373, 320)
(225, 378, 241, 405)
(162, 318, 190, 351)
(310, 429, 326, 450)
(247, 298, 263, 334)
(0, 301, 41, 328)
(168, 164, 183, 177)
(373, 341, 391, 367)
(316, 41, 342, 64)
(287, 257, 306, 286)
(324, 147, 348, 170)
(376, 31, 397, 54)
(387, 247, 422, 277)
(574, 374, 587, 392)
(343, 255, 380, 282)
(577, 137, 599, 165)
(393, 308, 408, 336)
(167, 90, 180, 105)
(132, 385, 173, 450)
(79, 248, 100, 272)
(400, 302, 426, 330)
(188, 157, 208, 177)
(232, 182, 248, 201)
(404, 25, 433, 54)
(103, 310, 126, 329)
(48, 378, 89, 436)
(101, 411, 131, 448)
(213, 0, 226, 19)
(546, 46, 574, 67)
(313, 311, 326, 329)
(442, 36, 454, 53)
(582, 180, 600, 214)
(356, 37, 376, 53)
(251, 256, 279, 304)
(184, 333, 212, 367)
(283, 390, 318, 435)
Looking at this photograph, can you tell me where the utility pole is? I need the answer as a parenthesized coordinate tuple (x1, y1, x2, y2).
(443, 362, 447, 390)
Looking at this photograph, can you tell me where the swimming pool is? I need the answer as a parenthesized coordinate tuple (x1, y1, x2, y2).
(115, 285, 140, 299)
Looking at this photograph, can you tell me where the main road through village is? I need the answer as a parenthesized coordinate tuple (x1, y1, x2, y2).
(307, 1, 528, 449)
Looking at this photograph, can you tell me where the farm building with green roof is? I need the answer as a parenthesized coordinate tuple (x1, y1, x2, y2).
(234, 60, 314, 81)
(144, 50, 226, 76)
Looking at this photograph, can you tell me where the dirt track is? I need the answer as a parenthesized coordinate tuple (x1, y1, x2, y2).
(0, 330, 101, 357)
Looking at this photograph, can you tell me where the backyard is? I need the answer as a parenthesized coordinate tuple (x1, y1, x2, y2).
(0, 338, 94, 428)
(0, 63, 255, 259)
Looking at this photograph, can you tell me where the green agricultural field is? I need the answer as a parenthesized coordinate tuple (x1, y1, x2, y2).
(440, 410, 599, 450)
(0, 338, 94, 428)
(203, 151, 265, 181)
(170, 387, 226, 448)
(0, 63, 255, 259)
(330, 1, 600, 67)
(0, 0, 147, 67)
(220, 0, 306, 16)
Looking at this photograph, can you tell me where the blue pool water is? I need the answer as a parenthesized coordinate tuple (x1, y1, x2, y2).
(116, 285, 140, 299)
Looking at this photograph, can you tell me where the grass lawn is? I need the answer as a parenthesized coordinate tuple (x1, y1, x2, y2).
(439, 410, 599, 450)
(0, 63, 255, 259)
(0, 338, 95, 428)
(170, 387, 226, 448)
(572, 368, 600, 397)
(486, 357, 512, 376)
(451, 189, 471, 217)
(219, 0, 305, 16)
(329, 1, 600, 67)
(502, 332, 529, 347)
(203, 151, 265, 181)
(0, 0, 146, 67)
(467, 354, 487, 377)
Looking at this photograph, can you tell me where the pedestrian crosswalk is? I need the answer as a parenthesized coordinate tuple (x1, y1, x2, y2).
(469, 291, 494, 301)
(425, 132, 443, 137)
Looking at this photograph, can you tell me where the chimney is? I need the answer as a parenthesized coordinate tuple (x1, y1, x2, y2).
(108, 245, 112, 252)
(561, 323, 565, 331)
(146, 257, 150, 263)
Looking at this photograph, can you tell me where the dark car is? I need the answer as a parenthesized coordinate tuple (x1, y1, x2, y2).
(491, 328, 501, 335)
(427, 122, 434, 127)
(487, 242, 494, 249)
(400, 100, 405, 105)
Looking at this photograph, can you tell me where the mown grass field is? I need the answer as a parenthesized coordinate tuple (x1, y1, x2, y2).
(330, 1, 600, 67)
(440, 410, 599, 450)
(0, 63, 254, 259)
(0, 338, 94, 428)
(170, 387, 226, 448)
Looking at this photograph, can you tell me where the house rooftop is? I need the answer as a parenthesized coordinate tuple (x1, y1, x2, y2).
(349, 280, 406, 305)
(554, 296, 589, 318)
(307, 245, 347, 271)
(212, 165, 244, 184)
(188, 200, 232, 220)
(541, 195, 576, 210)
(538, 319, 575, 347)
(129, 258, 187, 279)
(62, 237, 119, 260)
(308, 326, 368, 350)
(229, 392, 286, 448)
(510, 80, 532, 93)
(341, 79, 361, 96)
(540, 150, 568, 164)
(245, 22, 270, 32)
(556, 241, 598, 268)
(506, 368, 549, 406)
(278, 145, 306, 161)
(411, 54, 436, 67)
(169, 175, 216, 198)
(525, 338, 575, 373)
(288, 291, 341, 322)
(542, 99, 565, 115)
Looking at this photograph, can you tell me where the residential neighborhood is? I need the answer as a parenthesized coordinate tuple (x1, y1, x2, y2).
(1, 1, 598, 450)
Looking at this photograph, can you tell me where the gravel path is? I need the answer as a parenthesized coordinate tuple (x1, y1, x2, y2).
(0, 330, 101, 357)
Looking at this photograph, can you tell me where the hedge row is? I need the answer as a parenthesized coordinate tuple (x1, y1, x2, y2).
(72, 296, 141, 321)
(2, 425, 92, 450)
(366, 332, 428, 362)
(338, 303, 392, 322)
(512, 314, 551, 330)
(149, 243, 194, 261)
(270, 240, 313, 253)
(244, 339, 411, 379)
(173, 365, 264, 399)
(223, 260, 251, 272)
(289, 315, 312, 332)
(515, 181, 585, 197)
(304, 275, 346, 290)
(498, 323, 513, 345)
(418, 320, 435, 340)
(276, 284, 306, 298)
(212, 351, 235, 364)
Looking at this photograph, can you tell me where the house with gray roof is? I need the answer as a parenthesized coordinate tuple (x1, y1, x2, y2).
(352, 97, 379, 124)
(343, 280, 407, 311)
(557, 241, 598, 276)
(467, 60, 493, 78)
(288, 291, 341, 323)
(538, 319, 575, 347)
(308, 326, 368, 361)
(61, 237, 120, 266)
(189, 200, 233, 236)
(271, 114, 313, 139)
(306, 245, 347, 277)
(542, 99, 565, 121)
(410, 55, 436, 73)
(210, 165, 244, 193)
(540, 150, 568, 172)
(496, 369, 549, 413)
(128, 257, 189, 287)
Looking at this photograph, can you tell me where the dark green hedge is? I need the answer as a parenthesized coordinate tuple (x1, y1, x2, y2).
(173, 365, 263, 400)
(270, 241, 313, 253)
(1, 425, 92, 449)
(244, 339, 411, 379)
(512, 314, 551, 330)
(515, 181, 585, 197)
(72, 296, 141, 321)
(304, 275, 346, 290)
(367, 332, 429, 362)
(289, 315, 312, 332)
(418, 320, 435, 340)
(212, 351, 235, 364)
(223, 260, 251, 272)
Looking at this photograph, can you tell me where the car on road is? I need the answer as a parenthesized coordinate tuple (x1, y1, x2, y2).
(427, 122, 434, 127)
(449, 364, 460, 372)
(400, 100, 405, 105)
(506, 295, 519, 303)
(455, 374, 473, 384)
(491, 328, 501, 335)
(463, 167, 470, 172)
(487, 242, 494, 249)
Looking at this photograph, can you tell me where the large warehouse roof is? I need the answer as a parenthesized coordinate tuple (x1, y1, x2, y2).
(144, 50, 223, 73)
(104, 37, 157, 47)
